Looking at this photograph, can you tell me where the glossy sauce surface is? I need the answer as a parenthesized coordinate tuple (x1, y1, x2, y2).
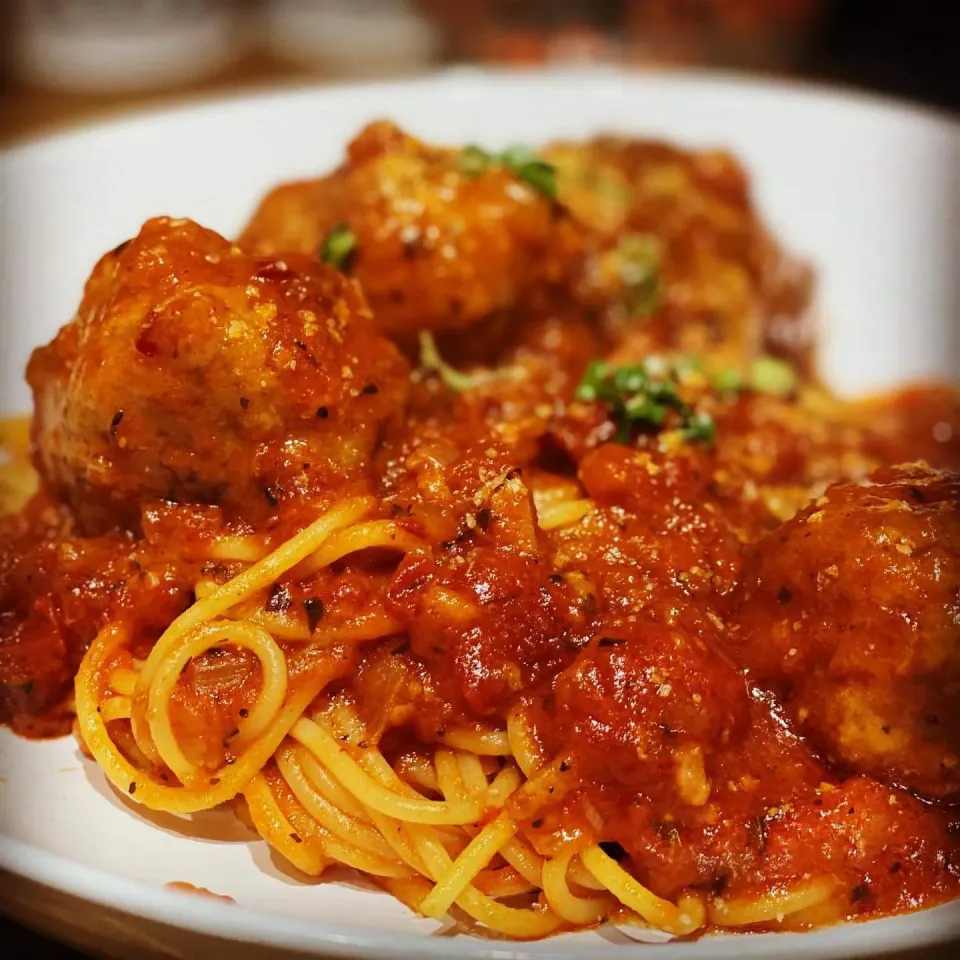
(1, 121, 958, 932)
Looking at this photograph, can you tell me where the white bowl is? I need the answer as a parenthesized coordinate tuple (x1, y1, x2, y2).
(1, 68, 958, 960)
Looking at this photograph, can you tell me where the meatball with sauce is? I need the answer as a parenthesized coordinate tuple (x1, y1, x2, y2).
(550, 443, 744, 618)
(240, 120, 583, 336)
(546, 137, 814, 370)
(547, 616, 749, 805)
(731, 463, 960, 799)
(27, 216, 409, 533)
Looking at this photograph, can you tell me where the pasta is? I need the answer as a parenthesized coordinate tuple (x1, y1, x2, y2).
(2, 119, 958, 942)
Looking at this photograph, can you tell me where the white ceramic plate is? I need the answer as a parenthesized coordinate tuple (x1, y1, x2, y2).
(1, 69, 958, 960)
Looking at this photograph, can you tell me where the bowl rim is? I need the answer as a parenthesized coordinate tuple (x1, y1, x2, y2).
(1, 67, 958, 959)
(1, 64, 957, 158)
(4, 835, 959, 960)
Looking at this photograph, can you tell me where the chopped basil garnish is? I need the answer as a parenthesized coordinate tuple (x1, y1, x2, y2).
(459, 143, 558, 200)
(576, 358, 715, 445)
(418, 331, 501, 393)
(319, 223, 357, 270)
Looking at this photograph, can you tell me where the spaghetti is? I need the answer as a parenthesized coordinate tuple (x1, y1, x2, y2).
(4, 124, 959, 943)
(73, 495, 850, 940)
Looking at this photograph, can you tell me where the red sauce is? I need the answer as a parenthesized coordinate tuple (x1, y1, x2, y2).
(1, 122, 957, 932)
(164, 881, 235, 903)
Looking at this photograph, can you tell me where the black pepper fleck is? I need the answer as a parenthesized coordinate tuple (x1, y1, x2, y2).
(598, 841, 627, 861)
(597, 637, 623, 648)
(303, 597, 324, 633)
(850, 883, 870, 903)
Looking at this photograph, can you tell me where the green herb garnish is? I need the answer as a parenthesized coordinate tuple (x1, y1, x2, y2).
(678, 411, 717, 444)
(575, 358, 715, 445)
(513, 160, 557, 199)
(748, 355, 797, 397)
(419, 331, 502, 393)
(498, 144, 538, 168)
(459, 145, 492, 177)
(459, 143, 558, 200)
(319, 223, 357, 270)
(713, 356, 797, 398)
(713, 367, 744, 394)
(617, 233, 661, 318)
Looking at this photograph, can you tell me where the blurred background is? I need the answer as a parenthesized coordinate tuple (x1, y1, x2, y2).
(1, 0, 957, 145)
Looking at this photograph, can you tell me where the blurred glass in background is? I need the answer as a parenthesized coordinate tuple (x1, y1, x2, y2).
(1, 1, 955, 142)
(6, 0, 826, 91)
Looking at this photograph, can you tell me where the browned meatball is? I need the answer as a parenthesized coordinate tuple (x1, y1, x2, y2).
(547, 137, 814, 371)
(240, 120, 583, 336)
(549, 617, 749, 804)
(27, 216, 409, 532)
(731, 463, 960, 799)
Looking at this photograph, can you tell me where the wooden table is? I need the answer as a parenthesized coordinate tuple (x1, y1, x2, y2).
(0, 52, 317, 146)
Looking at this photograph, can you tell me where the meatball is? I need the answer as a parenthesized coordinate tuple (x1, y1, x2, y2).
(240, 120, 583, 336)
(550, 443, 744, 618)
(547, 137, 814, 371)
(731, 464, 960, 798)
(550, 616, 749, 803)
(710, 388, 881, 538)
(27, 216, 409, 532)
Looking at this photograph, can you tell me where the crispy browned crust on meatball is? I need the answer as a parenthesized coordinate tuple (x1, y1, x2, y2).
(731, 463, 960, 798)
(547, 136, 815, 371)
(27, 216, 409, 532)
(239, 120, 583, 336)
